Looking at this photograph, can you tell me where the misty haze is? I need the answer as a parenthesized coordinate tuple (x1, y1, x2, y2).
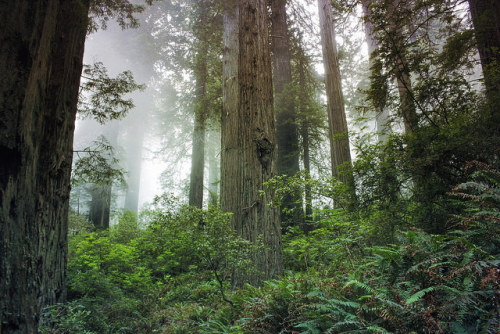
(1, 0, 499, 332)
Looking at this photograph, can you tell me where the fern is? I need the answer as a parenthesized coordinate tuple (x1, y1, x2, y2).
(405, 286, 435, 304)
(344, 280, 374, 294)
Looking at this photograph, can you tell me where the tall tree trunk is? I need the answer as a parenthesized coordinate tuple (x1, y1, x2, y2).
(124, 94, 149, 212)
(88, 122, 119, 229)
(221, 0, 283, 286)
(0, 0, 88, 331)
(317, 0, 353, 186)
(468, 0, 500, 119)
(270, 0, 303, 227)
(388, 0, 418, 133)
(123, 121, 144, 212)
(89, 185, 112, 229)
(189, 4, 209, 209)
(207, 130, 219, 207)
(297, 53, 314, 231)
(188, 109, 206, 208)
(362, 0, 391, 142)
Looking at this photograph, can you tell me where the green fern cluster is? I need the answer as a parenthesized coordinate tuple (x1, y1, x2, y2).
(206, 162, 499, 333)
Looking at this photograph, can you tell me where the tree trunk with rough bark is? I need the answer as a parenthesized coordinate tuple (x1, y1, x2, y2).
(0, 0, 88, 331)
(270, 0, 303, 227)
(317, 0, 353, 185)
(221, 0, 283, 286)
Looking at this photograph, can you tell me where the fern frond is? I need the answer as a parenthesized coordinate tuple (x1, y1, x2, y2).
(406, 286, 435, 304)
(344, 280, 374, 294)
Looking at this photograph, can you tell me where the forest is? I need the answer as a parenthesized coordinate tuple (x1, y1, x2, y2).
(0, 0, 499, 333)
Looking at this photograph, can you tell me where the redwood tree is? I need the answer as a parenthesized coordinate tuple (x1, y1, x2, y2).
(317, 0, 353, 186)
(0, 1, 89, 331)
(189, 0, 211, 208)
(0, 0, 150, 331)
(468, 0, 500, 123)
(221, 0, 283, 286)
(362, 0, 391, 141)
(270, 0, 302, 226)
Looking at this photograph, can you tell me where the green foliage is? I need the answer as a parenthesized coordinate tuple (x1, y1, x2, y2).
(48, 197, 258, 332)
(78, 62, 145, 124)
(138, 195, 257, 291)
(68, 213, 94, 236)
(68, 231, 152, 297)
(55, 163, 500, 333)
(40, 302, 95, 334)
(110, 210, 139, 244)
(88, 0, 156, 33)
(72, 135, 125, 186)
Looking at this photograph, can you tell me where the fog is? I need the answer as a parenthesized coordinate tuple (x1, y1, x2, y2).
(70, 0, 416, 222)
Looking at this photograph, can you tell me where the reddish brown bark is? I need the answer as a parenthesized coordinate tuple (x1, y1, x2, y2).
(0, 0, 89, 331)
(221, 0, 283, 286)
(317, 0, 353, 185)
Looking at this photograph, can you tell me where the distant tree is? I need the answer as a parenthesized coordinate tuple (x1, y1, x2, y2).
(75, 60, 143, 228)
(468, 0, 500, 124)
(221, 0, 283, 286)
(189, 0, 216, 208)
(361, 0, 391, 141)
(317, 0, 354, 187)
(270, 0, 303, 227)
(292, 37, 326, 229)
(0, 1, 152, 331)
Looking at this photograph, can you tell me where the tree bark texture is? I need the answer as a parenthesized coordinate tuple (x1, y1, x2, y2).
(0, 0, 88, 331)
(468, 0, 500, 114)
(270, 0, 303, 227)
(221, 0, 283, 286)
(317, 0, 353, 185)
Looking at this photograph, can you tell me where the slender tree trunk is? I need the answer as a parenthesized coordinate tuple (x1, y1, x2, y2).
(189, 111, 206, 208)
(124, 99, 147, 212)
(270, 0, 303, 227)
(297, 54, 314, 231)
(468, 0, 500, 118)
(123, 126, 144, 212)
(388, 0, 418, 133)
(188, 109, 206, 208)
(207, 130, 219, 206)
(0, 0, 88, 331)
(221, 0, 283, 286)
(89, 185, 112, 229)
(317, 0, 353, 186)
(189, 7, 209, 208)
(88, 122, 119, 229)
(362, 0, 391, 142)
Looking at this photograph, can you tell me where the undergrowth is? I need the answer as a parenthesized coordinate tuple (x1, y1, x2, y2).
(41, 162, 499, 333)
